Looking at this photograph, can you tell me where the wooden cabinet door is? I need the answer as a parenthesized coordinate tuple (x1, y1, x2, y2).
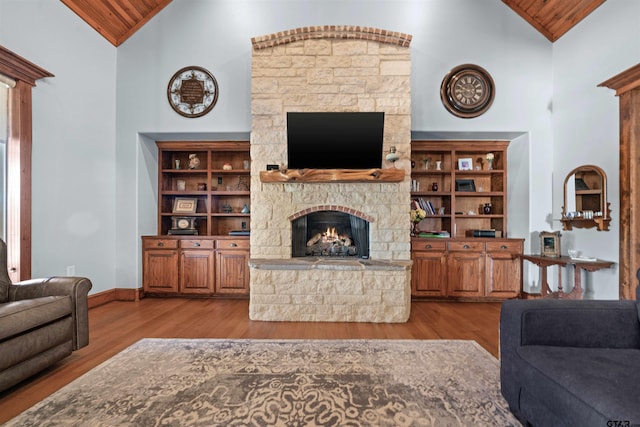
(485, 243, 522, 298)
(180, 249, 214, 294)
(411, 250, 447, 297)
(143, 249, 179, 293)
(448, 251, 484, 297)
(215, 250, 249, 295)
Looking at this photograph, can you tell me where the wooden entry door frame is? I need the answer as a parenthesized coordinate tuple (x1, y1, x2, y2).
(599, 63, 640, 300)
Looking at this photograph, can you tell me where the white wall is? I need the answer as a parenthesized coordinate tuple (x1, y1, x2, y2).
(1, 0, 635, 298)
(551, 0, 640, 298)
(0, 0, 117, 293)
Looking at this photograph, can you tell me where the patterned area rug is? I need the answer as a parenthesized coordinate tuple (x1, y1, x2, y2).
(6, 339, 520, 426)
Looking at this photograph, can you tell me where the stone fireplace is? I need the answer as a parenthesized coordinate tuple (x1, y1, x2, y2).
(291, 206, 370, 258)
(249, 26, 412, 322)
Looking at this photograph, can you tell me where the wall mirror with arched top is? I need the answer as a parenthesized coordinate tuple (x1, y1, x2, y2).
(561, 165, 611, 231)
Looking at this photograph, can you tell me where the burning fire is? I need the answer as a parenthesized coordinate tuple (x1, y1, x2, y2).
(326, 227, 338, 238)
(307, 226, 355, 256)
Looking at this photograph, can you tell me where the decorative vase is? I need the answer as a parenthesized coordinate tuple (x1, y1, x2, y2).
(436, 161, 442, 170)
(487, 159, 493, 170)
(424, 160, 430, 170)
(483, 203, 492, 215)
(431, 182, 438, 191)
(410, 222, 419, 237)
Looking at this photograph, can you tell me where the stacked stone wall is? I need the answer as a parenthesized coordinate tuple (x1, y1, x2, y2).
(249, 26, 412, 322)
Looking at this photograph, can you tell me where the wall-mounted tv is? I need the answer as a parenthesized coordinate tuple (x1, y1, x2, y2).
(287, 112, 385, 169)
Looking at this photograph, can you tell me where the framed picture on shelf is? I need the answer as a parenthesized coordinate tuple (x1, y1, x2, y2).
(458, 158, 473, 170)
(539, 231, 561, 257)
(455, 179, 476, 192)
(172, 197, 198, 214)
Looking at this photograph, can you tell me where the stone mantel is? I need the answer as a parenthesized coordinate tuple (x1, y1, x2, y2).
(259, 168, 405, 183)
(249, 258, 412, 271)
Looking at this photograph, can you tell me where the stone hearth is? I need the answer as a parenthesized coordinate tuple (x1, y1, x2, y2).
(249, 26, 412, 322)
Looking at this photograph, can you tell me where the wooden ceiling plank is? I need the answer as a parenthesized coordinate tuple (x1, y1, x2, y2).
(502, 0, 554, 41)
(60, 0, 120, 46)
(114, 0, 173, 46)
(543, 0, 605, 40)
(503, 0, 605, 42)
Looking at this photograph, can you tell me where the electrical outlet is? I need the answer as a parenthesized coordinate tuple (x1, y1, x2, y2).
(66, 265, 76, 276)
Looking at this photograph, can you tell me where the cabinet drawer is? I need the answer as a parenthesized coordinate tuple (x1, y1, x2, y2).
(448, 241, 484, 252)
(179, 239, 214, 249)
(485, 241, 522, 253)
(411, 240, 446, 251)
(216, 239, 249, 250)
(143, 238, 178, 249)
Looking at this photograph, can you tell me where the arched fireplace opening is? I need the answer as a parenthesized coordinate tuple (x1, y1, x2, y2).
(291, 210, 370, 258)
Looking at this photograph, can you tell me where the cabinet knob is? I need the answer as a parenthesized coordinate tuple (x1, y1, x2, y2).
(463, 244, 470, 249)
(425, 244, 432, 249)
(501, 245, 508, 250)
(230, 242, 238, 247)
(157, 242, 164, 247)
(193, 242, 200, 247)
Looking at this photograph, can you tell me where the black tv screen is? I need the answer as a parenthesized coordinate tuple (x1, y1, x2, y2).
(287, 112, 384, 169)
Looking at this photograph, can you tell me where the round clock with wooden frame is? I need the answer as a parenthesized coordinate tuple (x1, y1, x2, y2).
(440, 64, 495, 119)
(167, 66, 219, 118)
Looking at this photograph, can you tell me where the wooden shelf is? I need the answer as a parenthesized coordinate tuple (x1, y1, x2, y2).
(260, 168, 405, 183)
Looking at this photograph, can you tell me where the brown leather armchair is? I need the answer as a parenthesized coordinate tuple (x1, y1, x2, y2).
(0, 239, 92, 392)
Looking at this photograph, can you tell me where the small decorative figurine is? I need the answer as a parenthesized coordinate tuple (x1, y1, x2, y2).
(223, 162, 233, 170)
(241, 204, 250, 214)
(431, 182, 438, 191)
(188, 154, 200, 169)
(385, 146, 400, 167)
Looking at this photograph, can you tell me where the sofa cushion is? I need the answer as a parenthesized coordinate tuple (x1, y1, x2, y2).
(0, 296, 72, 342)
(517, 346, 640, 425)
(0, 278, 8, 304)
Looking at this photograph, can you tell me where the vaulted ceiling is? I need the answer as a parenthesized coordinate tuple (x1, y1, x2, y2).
(60, 0, 606, 47)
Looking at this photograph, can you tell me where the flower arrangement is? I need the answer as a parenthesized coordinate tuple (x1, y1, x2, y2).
(486, 152, 495, 170)
(411, 208, 426, 223)
(410, 208, 426, 236)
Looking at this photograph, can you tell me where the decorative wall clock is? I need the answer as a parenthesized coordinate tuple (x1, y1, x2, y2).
(440, 64, 495, 118)
(167, 66, 219, 118)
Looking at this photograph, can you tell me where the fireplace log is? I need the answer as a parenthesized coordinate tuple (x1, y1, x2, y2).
(307, 233, 322, 246)
(260, 168, 405, 183)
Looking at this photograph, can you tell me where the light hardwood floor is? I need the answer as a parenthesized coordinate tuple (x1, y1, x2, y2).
(0, 298, 503, 423)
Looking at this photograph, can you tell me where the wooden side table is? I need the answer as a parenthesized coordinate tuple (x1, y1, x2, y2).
(519, 254, 614, 299)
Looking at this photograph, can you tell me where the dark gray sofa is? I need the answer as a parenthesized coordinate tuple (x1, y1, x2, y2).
(0, 240, 92, 392)
(500, 297, 640, 427)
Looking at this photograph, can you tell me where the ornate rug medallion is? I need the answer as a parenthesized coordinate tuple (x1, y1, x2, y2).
(5, 339, 520, 426)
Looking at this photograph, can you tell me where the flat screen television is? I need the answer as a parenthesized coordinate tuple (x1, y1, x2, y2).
(287, 112, 385, 169)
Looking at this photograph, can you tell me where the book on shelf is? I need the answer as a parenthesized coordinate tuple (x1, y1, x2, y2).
(417, 230, 450, 238)
(412, 198, 438, 215)
(465, 229, 503, 238)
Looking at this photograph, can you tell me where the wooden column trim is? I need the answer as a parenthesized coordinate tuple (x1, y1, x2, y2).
(599, 63, 640, 300)
(1, 45, 53, 281)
